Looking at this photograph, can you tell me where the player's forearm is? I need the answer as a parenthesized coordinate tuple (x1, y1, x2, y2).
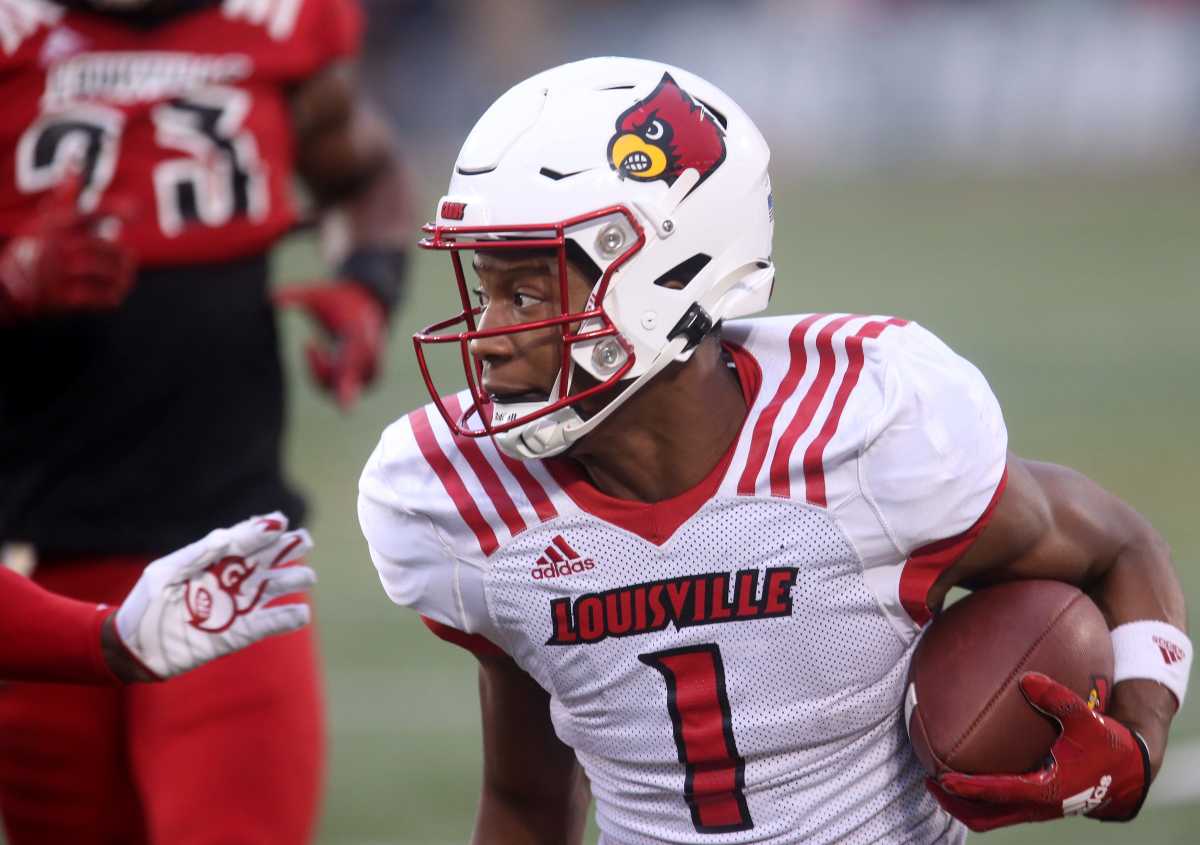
(472, 780, 588, 845)
(1088, 520, 1185, 632)
(333, 150, 411, 252)
(323, 154, 410, 315)
(0, 567, 118, 684)
(1089, 523, 1187, 776)
(293, 62, 411, 315)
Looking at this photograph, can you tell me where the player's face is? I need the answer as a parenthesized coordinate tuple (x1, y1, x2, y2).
(468, 251, 596, 404)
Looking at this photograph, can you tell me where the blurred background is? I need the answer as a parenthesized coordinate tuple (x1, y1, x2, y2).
(269, 0, 1200, 842)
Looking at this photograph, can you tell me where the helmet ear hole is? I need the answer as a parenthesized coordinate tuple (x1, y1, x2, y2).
(652, 254, 711, 290)
(565, 239, 602, 286)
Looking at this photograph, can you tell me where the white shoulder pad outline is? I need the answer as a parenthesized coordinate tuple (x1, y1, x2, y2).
(358, 413, 485, 636)
(849, 321, 1008, 637)
(358, 394, 568, 638)
(859, 320, 1008, 558)
(221, 0, 302, 41)
(0, 0, 62, 57)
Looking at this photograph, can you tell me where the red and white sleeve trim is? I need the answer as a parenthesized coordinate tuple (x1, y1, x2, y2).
(420, 615, 506, 659)
(898, 467, 1009, 627)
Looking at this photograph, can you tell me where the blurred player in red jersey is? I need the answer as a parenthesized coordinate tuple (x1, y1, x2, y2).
(0, 0, 410, 842)
(1, 513, 315, 684)
(359, 58, 1189, 844)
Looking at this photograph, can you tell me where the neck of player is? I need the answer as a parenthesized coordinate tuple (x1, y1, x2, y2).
(566, 337, 747, 503)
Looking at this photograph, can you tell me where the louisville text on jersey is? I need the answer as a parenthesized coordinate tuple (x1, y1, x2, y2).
(547, 567, 799, 646)
(43, 53, 252, 109)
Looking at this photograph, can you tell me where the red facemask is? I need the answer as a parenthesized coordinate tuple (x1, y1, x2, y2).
(413, 205, 645, 441)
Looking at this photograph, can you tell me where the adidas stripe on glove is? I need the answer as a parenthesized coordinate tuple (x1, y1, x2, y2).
(927, 672, 1151, 831)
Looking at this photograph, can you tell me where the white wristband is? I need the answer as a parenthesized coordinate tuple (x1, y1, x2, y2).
(1111, 621, 1192, 708)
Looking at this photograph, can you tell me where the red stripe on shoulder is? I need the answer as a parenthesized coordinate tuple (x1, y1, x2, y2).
(409, 407, 499, 556)
(769, 315, 855, 497)
(803, 318, 908, 506)
(420, 615, 506, 658)
(736, 314, 823, 496)
(444, 394, 528, 537)
(499, 453, 558, 523)
(899, 467, 1009, 627)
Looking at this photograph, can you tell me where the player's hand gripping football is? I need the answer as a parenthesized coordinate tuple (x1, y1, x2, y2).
(927, 672, 1151, 830)
(274, 280, 385, 411)
(104, 513, 316, 681)
(0, 168, 137, 321)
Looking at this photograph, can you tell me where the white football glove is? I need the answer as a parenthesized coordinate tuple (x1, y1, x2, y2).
(114, 513, 316, 679)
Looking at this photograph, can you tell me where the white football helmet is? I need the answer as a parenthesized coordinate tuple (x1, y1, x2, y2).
(415, 57, 774, 460)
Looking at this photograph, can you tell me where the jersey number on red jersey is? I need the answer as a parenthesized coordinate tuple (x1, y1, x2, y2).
(16, 85, 267, 232)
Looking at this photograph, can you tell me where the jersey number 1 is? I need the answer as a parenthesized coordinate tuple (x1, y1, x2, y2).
(639, 644, 754, 833)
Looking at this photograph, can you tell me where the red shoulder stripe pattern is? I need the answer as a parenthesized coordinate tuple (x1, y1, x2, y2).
(899, 467, 1009, 626)
(409, 407, 499, 556)
(499, 452, 558, 523)
(443, 394, 528, 537)
(769, 315, 856, 497)
(446, 392, 557, 525)
(802, 317, 908, 506)
(736, 314, 824, 496)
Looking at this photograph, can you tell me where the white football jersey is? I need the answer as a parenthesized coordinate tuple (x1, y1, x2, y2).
(359, 314, 1008, 845)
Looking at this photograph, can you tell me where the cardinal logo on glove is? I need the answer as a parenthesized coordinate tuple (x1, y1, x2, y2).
(185, 555, 268, 633)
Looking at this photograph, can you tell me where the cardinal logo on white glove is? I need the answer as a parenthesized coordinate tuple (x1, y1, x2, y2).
(185, 554, 269, 633)
(115, 513, 316, 679)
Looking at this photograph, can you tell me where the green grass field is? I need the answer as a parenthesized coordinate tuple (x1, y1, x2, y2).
(270, 168, 1200, 845)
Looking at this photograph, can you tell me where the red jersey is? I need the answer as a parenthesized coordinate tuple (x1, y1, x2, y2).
(0, 0, 361, 266)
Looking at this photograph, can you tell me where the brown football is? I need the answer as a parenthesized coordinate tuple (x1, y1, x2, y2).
(905, 579, 1113, 776)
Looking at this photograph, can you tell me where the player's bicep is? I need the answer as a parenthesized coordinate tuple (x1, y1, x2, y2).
(474, 654, 588, 844)
(936, 454, 1138, 600)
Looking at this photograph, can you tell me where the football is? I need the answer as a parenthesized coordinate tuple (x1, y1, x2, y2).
(905, 580, 1113, 776)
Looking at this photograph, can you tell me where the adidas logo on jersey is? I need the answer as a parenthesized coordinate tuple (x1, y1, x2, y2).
(1062, 774, 1112, 816)
(531, 535, 595, 580)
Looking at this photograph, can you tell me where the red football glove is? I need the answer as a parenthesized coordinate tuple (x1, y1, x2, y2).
(0, 170, 137, 321)
(274, 280, 385, 411)
(927, 672, 1151, 831)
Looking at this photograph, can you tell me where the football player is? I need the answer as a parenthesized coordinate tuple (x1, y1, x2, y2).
(359, 58, 1190, 843)
(1, 514, 315, 684)
(0, 0, 408, 842)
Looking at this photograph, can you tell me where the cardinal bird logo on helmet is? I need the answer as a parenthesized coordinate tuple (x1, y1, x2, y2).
(607, 73, 726, 189)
